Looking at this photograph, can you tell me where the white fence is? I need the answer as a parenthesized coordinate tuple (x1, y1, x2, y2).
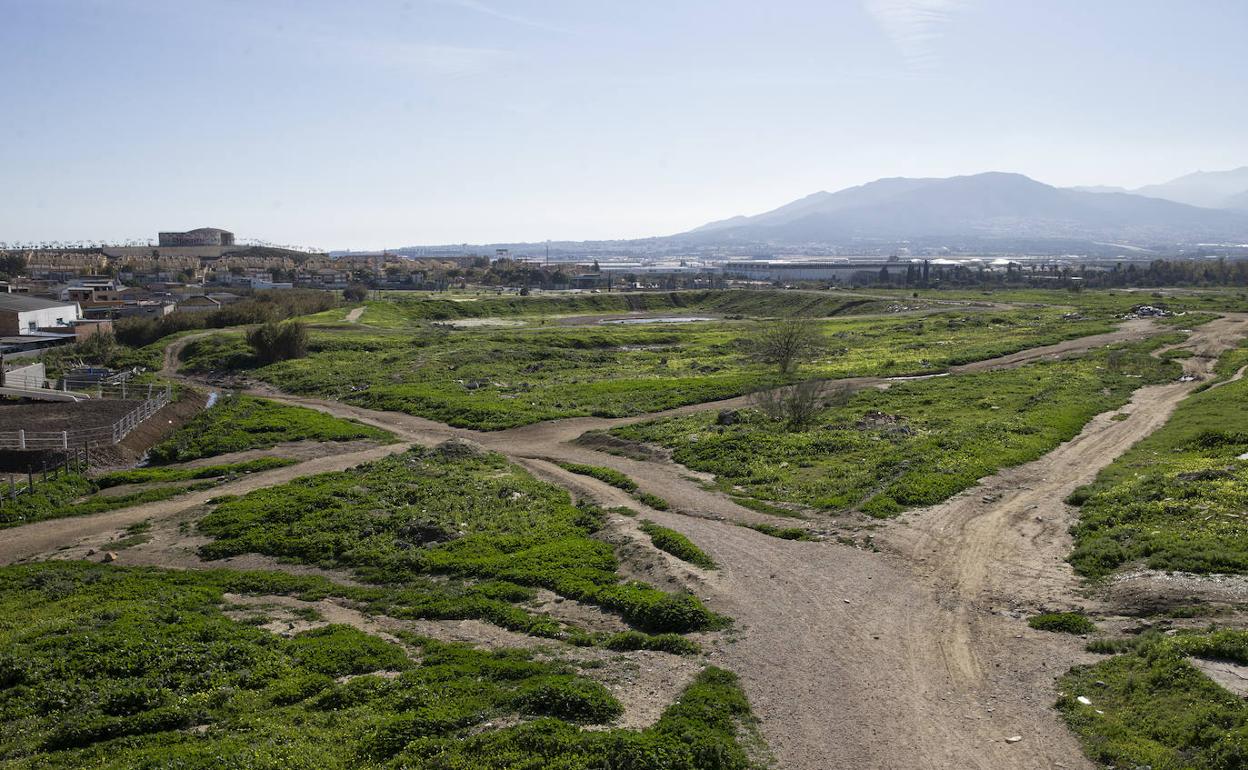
(0, 385, 172, 450)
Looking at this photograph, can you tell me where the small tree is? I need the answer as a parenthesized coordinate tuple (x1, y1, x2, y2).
(751, 380, 828, 429)
(343, 284, 369, 302)
(246, 321, 308, 365)
(748, 318, 826, 375)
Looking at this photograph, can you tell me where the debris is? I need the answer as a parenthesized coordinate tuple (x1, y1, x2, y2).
(101, 551, 117, 563)
(1076, 696, 1092, 706)
(1005, 736, 1023, 744)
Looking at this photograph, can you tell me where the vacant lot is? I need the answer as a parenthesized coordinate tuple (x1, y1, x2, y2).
(181, 307, 1115, 429)
(613, 341, 1178, 517)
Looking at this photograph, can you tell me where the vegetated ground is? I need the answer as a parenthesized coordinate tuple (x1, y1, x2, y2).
(146, 393, 395, 464)
(1068, 342, 1248, 578)
(5, 289, 1248, 770)
(178, 303, 1121, 430)
(612, 338, 1180, 518)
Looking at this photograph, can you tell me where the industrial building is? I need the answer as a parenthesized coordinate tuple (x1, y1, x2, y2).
(157, 227, 235, 247)
(0, 294, 82, 336)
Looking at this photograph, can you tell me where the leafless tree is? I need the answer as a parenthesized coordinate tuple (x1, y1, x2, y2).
(748, 318, 826, 375)
(751, 379, 828, 429)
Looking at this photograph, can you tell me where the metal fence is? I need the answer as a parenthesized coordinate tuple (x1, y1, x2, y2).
(0, 385, 172, 451)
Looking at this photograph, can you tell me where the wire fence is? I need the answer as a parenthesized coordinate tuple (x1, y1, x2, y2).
(0, 385, 172, 451)
(0, 448, 91, 510)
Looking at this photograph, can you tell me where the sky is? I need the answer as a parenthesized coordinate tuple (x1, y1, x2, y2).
(2, 0, 1247, 250)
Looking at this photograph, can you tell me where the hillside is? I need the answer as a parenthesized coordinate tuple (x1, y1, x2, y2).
(681, 172, 1248, 245)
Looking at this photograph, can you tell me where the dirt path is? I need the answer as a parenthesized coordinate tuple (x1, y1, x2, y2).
(345, 306, 365, 323)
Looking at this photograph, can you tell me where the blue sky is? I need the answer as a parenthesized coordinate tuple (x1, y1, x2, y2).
(2, 0, 1246, 249)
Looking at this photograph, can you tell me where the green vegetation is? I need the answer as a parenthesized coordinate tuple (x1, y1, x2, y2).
(1068, 356, 1248, 578)
(635, 491, 672, 511)
(556, 461, 638, 492)
(0, 473, 216, 529)
(639, 521, 716, 569)
(148, 394, 394, 464)
(363, 289, 905, 325)
(0, 457, 305, 531)
(96, 457, 297, 487)
(0, 562, 757, 768)
(182, 306, 1117, 430)
(1027, 612, 1097, 635)
(615, 342, 1179, 517)
(1058, 629, 1248, 770)
(198, 447, 720, 634)
(744, 523, 814, 541)
(874, 286, 1248, 317)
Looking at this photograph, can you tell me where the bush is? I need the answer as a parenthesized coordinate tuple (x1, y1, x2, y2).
(639, 521, 716, 569)
(246, 320, 309, 364)
(635, 491, 671, 511)
(1028, 612, 1097, 635)
(512, 676, 622, 723)
(556, 462, 638, 493)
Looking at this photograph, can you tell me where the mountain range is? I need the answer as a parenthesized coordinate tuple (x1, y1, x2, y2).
(680, 170, 1248, 247)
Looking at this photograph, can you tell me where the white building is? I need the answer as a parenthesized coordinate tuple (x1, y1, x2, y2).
(0, 294, 82, 335)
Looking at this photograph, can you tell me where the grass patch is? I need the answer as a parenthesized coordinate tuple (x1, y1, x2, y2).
(639, 521, 717, 570)
(635, 491, 672, 511)
(1058, 629, 1248, 770)
(555, 462, 638, 492)
(744, 523, 814, 541)
(148, 394, 395, 464)
(95, 457, 297, 487)
(197, 447, 721, 634)
(183, 305, 1119, 430)
(1068, 349, 1248, 578)
(0, 562, 758, 768)
(616, 341, 1179, 517)
(1028, 612, 1097, 634)
(0, 473, 216, 529)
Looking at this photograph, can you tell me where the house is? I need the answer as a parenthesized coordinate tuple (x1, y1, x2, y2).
(0, 294, 82, 335)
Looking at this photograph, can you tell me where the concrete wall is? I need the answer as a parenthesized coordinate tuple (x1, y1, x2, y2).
(1, 362, 45, 388)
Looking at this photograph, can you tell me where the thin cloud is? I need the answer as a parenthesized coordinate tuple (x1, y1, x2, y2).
(864, 0, 965, 71)
(439, 0, 572, 34)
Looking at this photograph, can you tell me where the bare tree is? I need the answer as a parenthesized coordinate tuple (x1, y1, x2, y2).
(751, 379, 829, 429)
(748, 318, 826, 375)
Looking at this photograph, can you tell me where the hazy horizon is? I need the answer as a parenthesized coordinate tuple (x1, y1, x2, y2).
(3, 0, 1247, 250)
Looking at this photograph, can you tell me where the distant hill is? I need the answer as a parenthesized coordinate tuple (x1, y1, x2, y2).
(681, 172, 1248, 245)
(1133, 167, 1248, 209)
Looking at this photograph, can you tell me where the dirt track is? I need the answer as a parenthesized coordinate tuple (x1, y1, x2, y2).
(11, 312, 1248, 769)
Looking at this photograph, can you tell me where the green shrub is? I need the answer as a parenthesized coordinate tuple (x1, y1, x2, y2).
(746, 523, 814, 541)
(1028, 612, 1097, 635)
(512, 676, 623, 723)
(639, 521, 716, 569)
(556, 462, 638, 492)
(635, 491, 671, 511)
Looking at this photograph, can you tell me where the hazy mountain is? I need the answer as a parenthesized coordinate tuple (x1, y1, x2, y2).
(1133, 167, 1248, 209)
(682, 172, 1248, 245)
(1068, 185, 1130, 194)
(1222, 188, 1248, 211)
